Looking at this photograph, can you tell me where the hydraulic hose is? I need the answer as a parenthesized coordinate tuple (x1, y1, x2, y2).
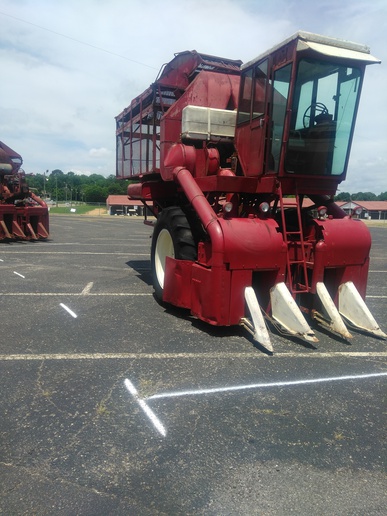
(172, 167, 224, 267)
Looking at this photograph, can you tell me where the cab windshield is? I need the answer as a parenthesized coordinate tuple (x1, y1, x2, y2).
(286, 58, 362, 176)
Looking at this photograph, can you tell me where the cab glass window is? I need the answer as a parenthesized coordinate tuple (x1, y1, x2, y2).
(268, 63, 292, 172)
(286, 59, 362, 175)
(237, 69, 253, 124)
(252, 60, 268, 119)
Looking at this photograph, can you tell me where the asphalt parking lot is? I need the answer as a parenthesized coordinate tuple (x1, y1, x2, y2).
(1, 215, 386, 515)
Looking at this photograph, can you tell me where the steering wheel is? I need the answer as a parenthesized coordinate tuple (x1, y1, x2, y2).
(303, 102, 329, 129)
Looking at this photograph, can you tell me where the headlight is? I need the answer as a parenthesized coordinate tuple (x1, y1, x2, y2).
(223, 202, 233, 214)
(317, 206, 327, 219)
(259, 202, 270, 214)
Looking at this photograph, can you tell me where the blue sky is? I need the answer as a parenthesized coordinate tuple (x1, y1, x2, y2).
(0, 0, 385, 193)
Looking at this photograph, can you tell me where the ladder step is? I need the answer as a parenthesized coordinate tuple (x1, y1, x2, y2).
(279, 189, 310, 294)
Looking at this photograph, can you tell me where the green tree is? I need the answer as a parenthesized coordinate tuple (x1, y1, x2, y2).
(352, 192, 377, 201)
(107, 182, 125, 195)
(335, 191, 351, 202)
(25, 169, 129, 202)
(83, 184, 107, 203)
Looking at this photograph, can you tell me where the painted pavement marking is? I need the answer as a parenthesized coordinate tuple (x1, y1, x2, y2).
(81, 282, 94, 295)
(0, 351, 387, 361)
(0, 292, 152, 296)
(126, 371, 386, 437)
(59, 303, 78, 318)
(124, 379, 166, 437)
(146, 372, 387, 401)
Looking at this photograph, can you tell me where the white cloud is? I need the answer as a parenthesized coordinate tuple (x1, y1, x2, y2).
(0, 0, 386, 192)
(89, 147, 112, 158)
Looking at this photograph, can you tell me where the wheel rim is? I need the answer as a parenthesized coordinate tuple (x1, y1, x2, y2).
(155, 228, 174, 289)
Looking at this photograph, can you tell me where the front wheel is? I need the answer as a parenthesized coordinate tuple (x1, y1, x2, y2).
(151, 207, 197, 302)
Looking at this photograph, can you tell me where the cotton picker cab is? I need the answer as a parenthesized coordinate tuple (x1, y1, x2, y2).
(116, 31, 384, 352)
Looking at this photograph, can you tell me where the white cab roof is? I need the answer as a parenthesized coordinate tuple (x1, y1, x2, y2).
(242, 31, 381, 70)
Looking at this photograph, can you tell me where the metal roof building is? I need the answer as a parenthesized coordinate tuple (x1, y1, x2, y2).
(338, 200, 387, 220)
(106, 195, 143, 216)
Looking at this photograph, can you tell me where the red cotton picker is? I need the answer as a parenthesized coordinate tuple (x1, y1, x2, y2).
(0, 141, 49, 241)
(116, 31, 385, 352)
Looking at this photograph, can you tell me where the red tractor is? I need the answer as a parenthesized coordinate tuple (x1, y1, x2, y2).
(116, 31, 384, 351)
(0, 141, 49, 241)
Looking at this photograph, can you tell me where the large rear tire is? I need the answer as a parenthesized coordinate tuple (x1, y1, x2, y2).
(151, 207, 197, 302)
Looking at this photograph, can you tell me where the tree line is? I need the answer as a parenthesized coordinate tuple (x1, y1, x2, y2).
(334, 191, 387, 201)
(26, 170, 130, 203)
(25, 170, 387, 204)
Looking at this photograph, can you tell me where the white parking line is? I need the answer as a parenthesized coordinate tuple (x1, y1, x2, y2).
(124, 379, 166, 437)
(146, 372, 387, 401)
(0, 292, 152, 296)
(127, 371, 386, 437)
(13, 271, 25, 278)
(0, 351, 386, 361)
(60, 303, 78, 318)
(81, 282, 94, 295)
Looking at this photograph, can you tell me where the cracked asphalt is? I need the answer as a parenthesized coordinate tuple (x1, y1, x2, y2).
(0, 215, 386, 515)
